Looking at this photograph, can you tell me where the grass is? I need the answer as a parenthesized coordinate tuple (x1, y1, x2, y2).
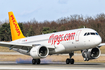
(0, 55, 31, 61)
(0, 46, 15, 52)
(0, 54, 105, 63)
(100, 46, 105, 54)
(47, 55, 105, 63)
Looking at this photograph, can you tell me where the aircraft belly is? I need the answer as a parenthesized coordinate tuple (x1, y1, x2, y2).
(61, 40, 86, 52)
(61, 41, 76, 52)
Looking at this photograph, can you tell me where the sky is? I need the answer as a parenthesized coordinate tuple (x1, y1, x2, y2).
(0, 0, 105, 22)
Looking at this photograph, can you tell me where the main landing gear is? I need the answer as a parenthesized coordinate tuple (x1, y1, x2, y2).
(32, 59, 40, 64)
(66, 53, 74, 64)
(32, 53, 75, 65)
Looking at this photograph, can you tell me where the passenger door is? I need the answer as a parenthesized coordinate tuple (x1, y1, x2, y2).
(75, 30, 81, 42)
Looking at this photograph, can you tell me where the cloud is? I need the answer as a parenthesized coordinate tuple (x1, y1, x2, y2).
(20, 7, 41, 16)
(58, 0, 69, 4)
(20, 10, 35, 16)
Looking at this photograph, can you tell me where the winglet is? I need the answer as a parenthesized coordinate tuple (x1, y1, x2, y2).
(8, 11, 25, 41)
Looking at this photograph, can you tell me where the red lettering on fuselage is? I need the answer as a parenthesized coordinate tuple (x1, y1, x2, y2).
(48, 32, 75, 45)
(10, 15, 21, 36)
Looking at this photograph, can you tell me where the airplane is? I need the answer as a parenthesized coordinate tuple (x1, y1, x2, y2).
(0, 11, 105, 65)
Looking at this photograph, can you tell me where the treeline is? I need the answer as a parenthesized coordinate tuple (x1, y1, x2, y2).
(0, 13, 105, 42)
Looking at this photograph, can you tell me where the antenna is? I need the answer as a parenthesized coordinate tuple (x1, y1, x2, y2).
(84, 26, 85, 28)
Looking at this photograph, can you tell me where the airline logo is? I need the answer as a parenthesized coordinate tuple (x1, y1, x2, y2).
(10, 15, 21, 36)
(48, 32, 75, 45)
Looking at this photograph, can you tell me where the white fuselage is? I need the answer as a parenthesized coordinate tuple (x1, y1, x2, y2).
(12, 28, 102, 54)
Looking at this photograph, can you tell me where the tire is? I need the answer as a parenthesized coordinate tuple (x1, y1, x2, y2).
(36, 59, 40, 64)
(32, 59, 36, 64)
(84, 58, 89, 61)
(66, 59, 70, 64)
(84, 58, 87, 61)
(70, 59, 74, 64)
(86, 58, 89, 61)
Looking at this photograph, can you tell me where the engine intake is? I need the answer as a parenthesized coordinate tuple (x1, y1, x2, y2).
(30, 45, 49, 59)
(91, 48, 100, 58)
(39, 46, 48, 56)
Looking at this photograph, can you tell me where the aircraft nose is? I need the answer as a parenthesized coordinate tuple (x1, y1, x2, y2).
(95, 36, 102, 45)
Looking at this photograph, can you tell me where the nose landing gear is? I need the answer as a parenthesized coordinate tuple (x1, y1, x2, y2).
(66, 52, 74, 64)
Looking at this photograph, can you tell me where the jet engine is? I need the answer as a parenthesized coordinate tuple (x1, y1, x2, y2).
(30, 45, 49, 59)
(81, 47, 101, 61)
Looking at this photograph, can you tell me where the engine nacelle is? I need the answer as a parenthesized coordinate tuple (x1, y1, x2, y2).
(82, 47, 101, 61)
(30, 45, 49, 59)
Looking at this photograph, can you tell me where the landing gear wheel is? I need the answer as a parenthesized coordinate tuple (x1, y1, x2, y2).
(70, 59, 74, 64)
(66, 59, 70, 64)
(84, 58, 89, 61)
(32, 59, 36, 64)
(66, 58, 74, 64)
(66, 53, 75, 64)
(86, 58, 89, 61)
(36, 59, 40, 64)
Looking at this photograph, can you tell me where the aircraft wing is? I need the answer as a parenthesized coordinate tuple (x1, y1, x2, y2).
(98, 43, 105, 48)
(0, 42, 55, 49)
(0, 42, 32, 47)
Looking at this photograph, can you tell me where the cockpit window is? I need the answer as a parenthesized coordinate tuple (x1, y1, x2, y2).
(84, 33, 87, 36)
(87, 33, 90, 35)
(96, 33, 99, 35)
(91, 33, 95, 35)
(84, 32, 98, 36)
